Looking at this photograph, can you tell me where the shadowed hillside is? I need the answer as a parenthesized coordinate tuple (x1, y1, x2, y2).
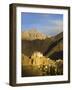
(44, 32, 63, 60)
(22, 31, 63, 60)
(22, 38, 52, 57)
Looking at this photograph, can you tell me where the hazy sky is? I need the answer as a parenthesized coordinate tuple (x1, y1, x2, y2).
(21, 12, 63, 36)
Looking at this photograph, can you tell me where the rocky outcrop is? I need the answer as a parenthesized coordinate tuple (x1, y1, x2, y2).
(21, 29, 47, 40)
(22, 52, 63, 76)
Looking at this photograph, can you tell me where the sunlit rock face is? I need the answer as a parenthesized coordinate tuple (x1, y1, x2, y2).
(31, 52, 55, 66)
(22, 54, 31, 65)
(22, 29, 47, 40)
(22, 52, 63, 67)
(31, 52, 43, 58)
(55, 59, 63, 75)
(31, 52, 44, 65)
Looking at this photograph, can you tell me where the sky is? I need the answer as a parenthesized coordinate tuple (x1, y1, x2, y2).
(21, 12, 63, 36)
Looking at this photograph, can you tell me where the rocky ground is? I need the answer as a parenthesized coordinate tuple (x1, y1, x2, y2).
(22, 52, 63, 77)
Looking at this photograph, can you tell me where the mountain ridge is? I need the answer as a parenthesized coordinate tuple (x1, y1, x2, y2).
(22, 29, 47, 40)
